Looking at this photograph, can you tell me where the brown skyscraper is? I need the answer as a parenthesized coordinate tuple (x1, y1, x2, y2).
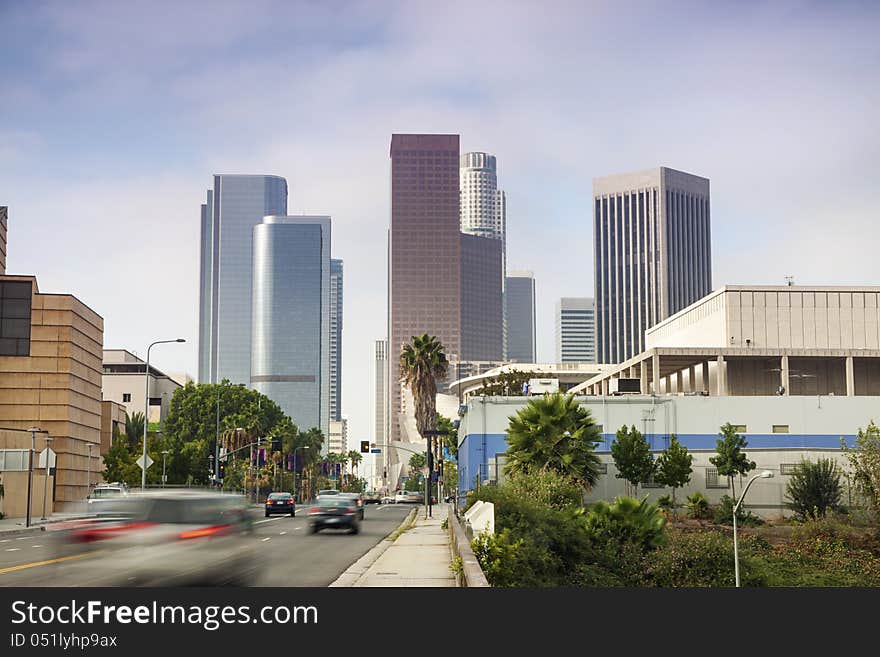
(389, 134, 461, 442)
(0, 206, 8, 274)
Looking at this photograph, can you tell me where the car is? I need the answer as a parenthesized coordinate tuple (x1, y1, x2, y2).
(86, 483, 129, 514)
(363, 491, 382, 505)
(316, 489, 340, 497)
(338, 492, 365, 520)
(307, 496, 360, 534)
(264, 492, 296, 517)
(380, 495, 396, 504)
(394, 490, 424, 504)
(58, 491, 259, 586)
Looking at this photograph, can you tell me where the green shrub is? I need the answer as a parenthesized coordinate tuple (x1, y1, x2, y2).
(657, 495, 673, 510)
(685, 491, 710, 519)
(790, 513, 880, 554)
(713, 494, 763, 526)
(785, 458, 843, 521)
(755, 536, 880, 586)
(500, 467, 584, 510)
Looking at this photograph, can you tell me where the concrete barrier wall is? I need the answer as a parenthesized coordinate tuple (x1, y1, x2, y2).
(447, 506, 489, 587)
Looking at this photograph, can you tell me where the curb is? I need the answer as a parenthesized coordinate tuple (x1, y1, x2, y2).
(0, 525, 46, 538)
(329, 507, 418, 587)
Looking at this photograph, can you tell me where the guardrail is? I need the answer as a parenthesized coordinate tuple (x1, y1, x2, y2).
(446, 506, 489, 587)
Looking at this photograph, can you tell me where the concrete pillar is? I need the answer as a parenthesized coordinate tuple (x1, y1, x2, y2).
(602, 378, 609, 395)
(846, 355, 854, 396)
(688, 365, 696, 393)
(781, 355, 790, 396)
(652, 352, 660, 394)
(702, 361, 710, 393)
(717, 355, 727, 396)
(676, 370, 684, 394)
(640, 360, 648, 395)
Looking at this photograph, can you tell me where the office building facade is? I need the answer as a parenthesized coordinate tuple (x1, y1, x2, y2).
(388, 134, 462, 442)
(251, 216, 330, 436)
(557, 297, 597, 363)
(505, 272, 536, 362)
(460, 233, 503, 361)
(594, 166, 711, 363)
(330, 259, 343, 422)
(198, 175, 288, 385)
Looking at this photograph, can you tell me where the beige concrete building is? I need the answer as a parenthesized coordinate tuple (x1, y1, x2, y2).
(0, 275, 103, 511)
(328, 419, 348, 454)
(0, 428, 53, 520)
(102, 349, 182, 425)
(575, 285, 880, 397)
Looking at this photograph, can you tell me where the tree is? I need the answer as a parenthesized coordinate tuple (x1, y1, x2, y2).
(610, 425, 655, 497)
(841, 420, 880, 511)
(399, 334, 448, 437)
(125, 411, 145, 452)
(785, 458, 842, 520)
(709, 423, 756, 499)
(654, 435, 693, 511)
(479, 369, 552, 397)
(437, 415, 458, 458)
(408, 452, 426, 472)
(348, 450, 362, 478)
(505, 392, 602, 489)
(103, 427, 140, 487)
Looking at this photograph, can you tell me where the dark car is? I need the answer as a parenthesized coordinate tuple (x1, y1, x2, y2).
(307, 496, 360, 534)
(338, 492, 365, 520)
(265, 492, 296, 517)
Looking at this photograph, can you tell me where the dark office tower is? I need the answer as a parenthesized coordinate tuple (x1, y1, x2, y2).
(460, 233, 503, 361)
(505, 272, 536, 362)
(388, 134, 461, 442)
(330, 259, 343, 422)
(594, 167, 711, 364)
(0, 206, 7, 275)
(198, 175, 287, 385)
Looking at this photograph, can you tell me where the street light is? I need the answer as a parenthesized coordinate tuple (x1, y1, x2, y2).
(25, 427, 44, 528)
(733, 470, 774, 587)
(161, 450, 170, 488)
(86, 443, 93, 501)
(142, 338, 185, 491)
(41, 435, 53, 520)
(293, 446, 310, 502)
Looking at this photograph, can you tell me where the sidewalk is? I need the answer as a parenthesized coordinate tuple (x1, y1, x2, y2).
(332, 503, 457, 587)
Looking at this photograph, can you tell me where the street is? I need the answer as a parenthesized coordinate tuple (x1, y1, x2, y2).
(0, 504, 412, 587)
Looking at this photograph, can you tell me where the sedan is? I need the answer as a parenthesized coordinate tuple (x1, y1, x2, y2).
(307, 496, 360, 534)
(394, 490, 424, 504)
(265, 492, 296, 517)
(338, 492, 365, 520)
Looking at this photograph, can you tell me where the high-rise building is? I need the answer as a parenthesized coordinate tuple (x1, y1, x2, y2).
(0, 206, 7, 275)
(330, 259, 343, 422)
(505, 271, 536, 362)
(251, 216, 330, 436)
(328, 419, 348, 454)
(198, 175, 288, 385)
(388, 134, 461, 442)
(374, 339, 388, 489)
(460, 152, 507, 355)
(460, 233, 503, 361)
(593, 167, 711, 363)
(557, 297, 597, 363)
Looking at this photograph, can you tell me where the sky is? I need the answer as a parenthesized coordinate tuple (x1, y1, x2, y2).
(2, 0, 879, 467)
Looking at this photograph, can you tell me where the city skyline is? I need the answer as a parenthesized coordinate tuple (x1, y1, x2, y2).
(3, 1, 879, 446)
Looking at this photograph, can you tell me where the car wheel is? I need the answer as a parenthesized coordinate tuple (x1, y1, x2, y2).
(290, 510, 295, 517)
(349, 524, 359, 535)
(265, 512, 270, 517)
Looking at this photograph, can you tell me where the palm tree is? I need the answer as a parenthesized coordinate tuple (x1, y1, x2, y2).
(505, 392, 603, 489)
(399, 334, 448, 436)
(348, 450, 362, 478)
(125, 411, 145, 452)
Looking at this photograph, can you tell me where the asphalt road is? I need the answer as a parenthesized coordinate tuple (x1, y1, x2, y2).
(0, 503, 413, 587)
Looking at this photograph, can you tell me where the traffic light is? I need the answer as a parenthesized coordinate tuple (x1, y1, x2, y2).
(218, 462, 226, 480)
(360, 440, 370, 453)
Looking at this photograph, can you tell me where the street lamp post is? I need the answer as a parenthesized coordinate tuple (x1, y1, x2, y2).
(733, 470, 774, 587)
(161, 450, 170, 488)
(41, 435, 53, 520)
(142, 338, 185, 491)
(25, 427, 43, 528)
(86, 443, 93, 501)
(293, 446, 310, 502)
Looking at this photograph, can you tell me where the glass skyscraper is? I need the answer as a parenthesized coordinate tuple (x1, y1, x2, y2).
(506, 272, 536, 363)
(330, 259, 343, 422)
(251, 216, 330, 437)
(198, 175, 287, 385)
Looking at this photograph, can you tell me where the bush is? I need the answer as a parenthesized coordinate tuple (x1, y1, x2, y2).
(500, 467, 584, 511)
(713, 495, 763, 526)
(657, 495, 674, 511)
(785, 458, 842, 521)
(685, 492, 710, 519)
(790, 513, 880, 554)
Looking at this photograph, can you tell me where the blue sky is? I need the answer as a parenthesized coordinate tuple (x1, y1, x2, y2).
(2, 0, 879, 452)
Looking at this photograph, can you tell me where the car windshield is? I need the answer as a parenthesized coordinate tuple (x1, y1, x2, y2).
(91, 488, 123, 497)
(268, 493, 291, 500)
(317, 490, 338, 496)
(317, 497, 355, 508)
(141, 497, 245, 524)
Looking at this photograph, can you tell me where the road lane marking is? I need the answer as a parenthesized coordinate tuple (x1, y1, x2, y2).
(261, 537, 271, 542)
(31, 545, 42, 548)
(17, 537, 29, 540)
(279, 531, 287, 535)
(6, 548, 20, 552)
(0, 551, 99, 575)
(0, 540, 9, 543)
(255, 517, 283, 524)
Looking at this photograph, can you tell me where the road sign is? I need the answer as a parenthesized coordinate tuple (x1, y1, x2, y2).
(370, 448, 381, 453)
(37, 448, 56, 469)
(136, 454, 154, 471)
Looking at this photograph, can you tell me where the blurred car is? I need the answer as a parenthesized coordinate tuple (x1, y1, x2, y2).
(58, 491, 259, 586)
(86, 483, 129, 515)
(395, 490, 424, 504)
(307, 496, 360, 534)
(316, 489, 340, 497)
(264, 492, 295, 517)
(380, 494, 396, 504)
(363, 491, 382, 505)
(338, 492, 365, 520)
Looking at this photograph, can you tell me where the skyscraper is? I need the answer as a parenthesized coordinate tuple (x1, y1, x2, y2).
(557, 297, 597, 363)
(374, 339, 388, 489)
(388, 134, 461, 442)
(460, 233, 503, 361)
(594, 167, 711, 363)
(506, 271, 536, 362)
(330, 259, 343, 422)
(199, 175, 288, 385)
(0, 206, 7, 275)
(251, 215, 330, 436)
(460, 152, 507, 356)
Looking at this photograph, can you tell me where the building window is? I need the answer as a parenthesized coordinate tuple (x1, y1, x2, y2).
(772, 425, 790, 434)
(642, 472, 663, 488)
(0, 280, 32, 356)
(122, 393, 131, 403)
(149, 397, 161, 406)
(780, 463, 799, 475)
(706, 467, 729, 489)
(0, 449, 30, 471)
(732, 425, 747, 433)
